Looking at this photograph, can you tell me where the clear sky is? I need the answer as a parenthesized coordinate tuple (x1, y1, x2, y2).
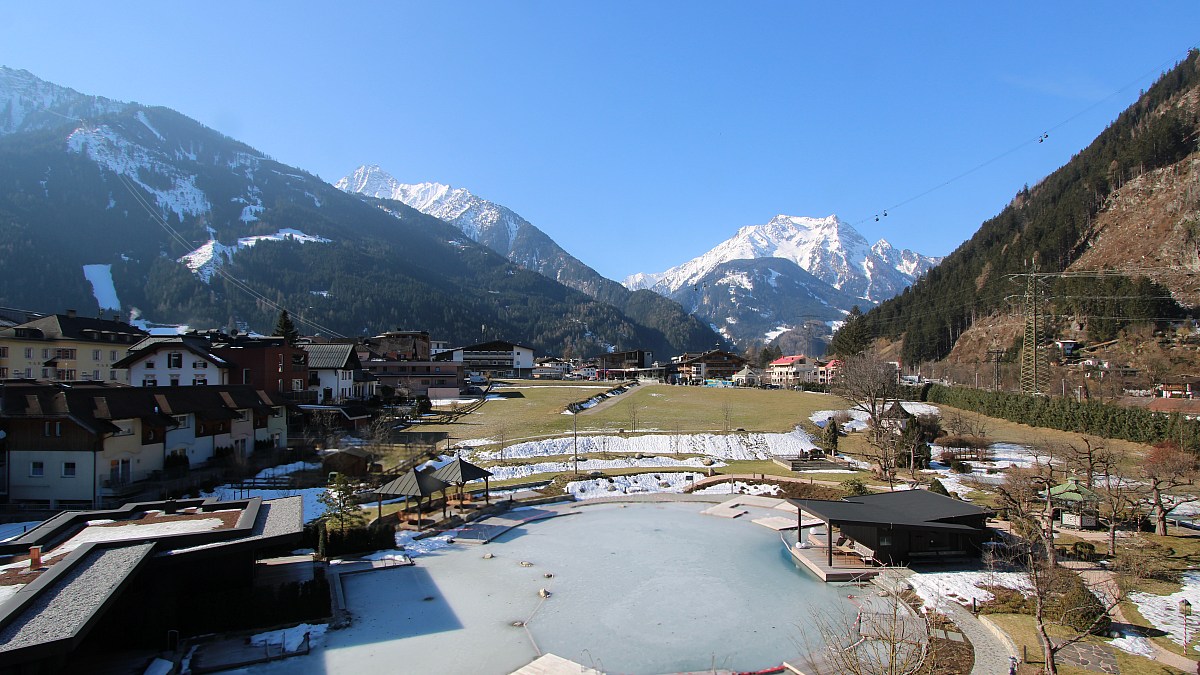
(2, 3, 1198, 281)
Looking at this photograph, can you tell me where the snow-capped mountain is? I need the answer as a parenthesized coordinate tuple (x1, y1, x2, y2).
(0, 67, 128, 136)
(336, 165, 536, 270)
(623, 214, 939, 345)
(625, 214, 939, 304)
(337, 164, 725, 354)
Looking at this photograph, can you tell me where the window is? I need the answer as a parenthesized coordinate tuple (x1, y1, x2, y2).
(23, 347, 32, 359)
(292, 379, 303, 392)
(0, 346, 6, 357)
(113, 421, 134, 436)
(172, 414, 189, 428)
(43, 421, 61, 437)
(142, 377, 157, 387)
(192, 377, 207, 386)
(278, 354, 284, 373)
(0, 368, 6, 378)
(192, 361, 208, 369)
(243, 368, 252, 384)
(109, 350, 118, 361)
(30, 462, 44, 477)
(167, 353, 182, 369)
(93, 370, 100, 380)
(62, 462, 76, 477)
(109, 370, 117, 380)
(145, 360, 156, 369)
(169, 375, 180, 386)
(41, 348, 49, 359)
(41, 368, 50, 378)
(91, 349, 101, 360)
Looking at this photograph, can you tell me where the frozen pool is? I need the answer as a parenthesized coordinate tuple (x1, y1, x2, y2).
(247, 500, 858, 674)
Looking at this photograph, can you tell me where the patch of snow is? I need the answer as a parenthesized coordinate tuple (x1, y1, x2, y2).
(254, 461, 320, 481)
(473, 428, 817, 462)
(135, 111, 163, 141)
(1109, 630, 1155, 658)
(204, 486, 329, 523)
(565, 472, 704, 500)
(50, 517, 225, 559)
(0, 584, 24, 604)
(394, 528, 462, 556)
(483, 456, 725, 482)
(178, 228, 332, 283)
(907, 570, 1034, 610)
(1129, 570, 1200, 646)
(693, 481, 781, 496)
(249, 623, 327, 653)
(82, 264, 120, 310)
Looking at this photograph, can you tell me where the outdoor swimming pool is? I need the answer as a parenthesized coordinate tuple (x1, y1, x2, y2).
(251, 500, 859, 674)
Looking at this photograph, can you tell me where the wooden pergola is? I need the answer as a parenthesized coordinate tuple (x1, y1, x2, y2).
(374, 467, 450, 529)
(431, 456, 494, 507)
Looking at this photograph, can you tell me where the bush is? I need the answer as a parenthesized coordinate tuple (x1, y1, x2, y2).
(840, 477, 870, 496)
(1071, 541, 1096, 561)
(928, 477, 950, 497)
(950, 460, 972, 474)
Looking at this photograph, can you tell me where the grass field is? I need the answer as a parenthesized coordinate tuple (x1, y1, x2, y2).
(984, 612, 1184, 675)
(421, 382, 850, 447)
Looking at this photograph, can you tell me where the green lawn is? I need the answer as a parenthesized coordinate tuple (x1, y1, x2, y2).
(985, 613, 1183, 675)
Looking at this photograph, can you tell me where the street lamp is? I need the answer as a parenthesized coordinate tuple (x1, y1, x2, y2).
(1181, 599, 1192, 649)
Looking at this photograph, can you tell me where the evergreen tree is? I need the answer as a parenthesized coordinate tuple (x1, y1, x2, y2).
(829, 306, 869, 357)
(318, 473, 366, 532)
(821, 417, 840, 453)
(274, 309, 300, 345)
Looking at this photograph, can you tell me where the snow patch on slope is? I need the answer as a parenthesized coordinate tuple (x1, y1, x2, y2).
(67, 125, 210, 222)
(179, 228, 332, 283)
(82, 264, 120, 310)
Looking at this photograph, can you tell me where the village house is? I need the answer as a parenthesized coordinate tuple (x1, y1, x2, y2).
(207, 332, 310, 400)
(0, 311, 147, 382)
(437, 340, 535, 379)
(359, 331, 462, 398)
(732, 365, 763, 387)
(532, 358, 573, 379)
(1156, 375, 1200, 399)
(114, 335, 232, 387)
(301, 343, 377, 403)
(673, 350, 748, 384)
(0, 381, 287, 509)
(767, 355, 816, 387)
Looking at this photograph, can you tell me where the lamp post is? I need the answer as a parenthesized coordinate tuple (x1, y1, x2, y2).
(1181, 598, 1192, 650)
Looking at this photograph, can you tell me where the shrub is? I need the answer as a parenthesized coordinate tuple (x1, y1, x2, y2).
(928, 477, 950, 497)
(840, 477, 870, 496)
(1071, 541, 1096, 561)
(950, 460, 972, 474)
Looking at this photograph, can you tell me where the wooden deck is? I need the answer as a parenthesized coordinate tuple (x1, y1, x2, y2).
(785, 532, 882, 582)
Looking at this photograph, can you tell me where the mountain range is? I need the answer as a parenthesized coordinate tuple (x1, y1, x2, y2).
(0, 67, 720, 357)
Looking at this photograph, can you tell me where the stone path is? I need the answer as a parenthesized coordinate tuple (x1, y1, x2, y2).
(876, 568, 1017, 675)
(1051, 639, 1119, 674)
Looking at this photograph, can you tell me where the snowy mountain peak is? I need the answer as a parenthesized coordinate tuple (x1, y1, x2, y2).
(0, 66, 128, 136)
(624, 213, 938, 305)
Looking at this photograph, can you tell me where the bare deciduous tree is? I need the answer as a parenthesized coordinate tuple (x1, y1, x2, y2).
(801, 588, 930, 675)
(830, 353, 903, 486)
(1140, 442, 1200, 535)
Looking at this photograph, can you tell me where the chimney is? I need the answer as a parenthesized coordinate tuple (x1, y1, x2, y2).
(29, 546, 42, 570)
(66, 309, 77, 318)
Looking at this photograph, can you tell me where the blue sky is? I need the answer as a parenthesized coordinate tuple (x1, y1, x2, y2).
(2, 3, 1198, 281)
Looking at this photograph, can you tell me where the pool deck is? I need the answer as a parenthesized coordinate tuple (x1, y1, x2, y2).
(787, 532, 883, 582)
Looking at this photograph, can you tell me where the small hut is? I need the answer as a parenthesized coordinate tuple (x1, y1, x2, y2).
(374, 468, 450, 529)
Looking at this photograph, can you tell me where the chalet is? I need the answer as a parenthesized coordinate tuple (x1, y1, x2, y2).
(438, 340, 535, 379)
(673, 350, 748, 384)
(732, 366, 763, 387)
(359, 332, 462, 398)
(1157, 375, 1200, 399)
(302, 343, 377, 403)
(791, 490, 992, 579)
(0, 382, 287, 509)
(114, 335, 232, 387)
(878, 402, 915, 434)
(0, 311, 147, 383)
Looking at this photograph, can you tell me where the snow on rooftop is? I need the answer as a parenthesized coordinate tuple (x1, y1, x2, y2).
(49, 516, 226, 559)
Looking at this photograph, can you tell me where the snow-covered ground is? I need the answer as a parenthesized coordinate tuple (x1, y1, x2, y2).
(483, 456, 724, 482)
(1128, 570, 1200, 647)
(907, 570, 1034, 610)
(394, 528, 462, 555)
(249, 623, 327, 653)
(82, 264, 120, 310)
(810, 402, 941, 432)
(565, 472, 704, 500)
(253, 461, 319, 480)
(203, 486, 328, 523)
(693, 481, 782, 496)
(473, 427, 817, 462)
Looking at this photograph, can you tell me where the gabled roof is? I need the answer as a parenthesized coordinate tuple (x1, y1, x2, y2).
(0, 314, 146, 342)
(791, 489, 991, 532)
(769, 355, 808, 367)
(112, 336, 230, 369)
(375, 468, 449, 498)
(302, 343, 360, 370)
(431, 457, 493, 484)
